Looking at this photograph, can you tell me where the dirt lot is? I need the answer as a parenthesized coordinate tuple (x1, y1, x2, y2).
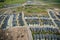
(0, 27, 32, 40)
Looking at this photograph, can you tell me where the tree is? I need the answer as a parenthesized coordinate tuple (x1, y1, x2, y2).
(0, 0, 5, 2)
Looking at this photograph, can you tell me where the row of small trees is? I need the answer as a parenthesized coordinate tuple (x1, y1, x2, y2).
(0, 0, 5, 2)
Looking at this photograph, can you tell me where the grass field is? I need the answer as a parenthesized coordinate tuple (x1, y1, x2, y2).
(23, 5, 49, 17)
(24, 5, 46, 13)
(0, 0, 27, 8)
(0, 0, 60, 8)
(0, 2, 4, 8)
(4, 0, 27, 4)
(10, 6, 23, 12)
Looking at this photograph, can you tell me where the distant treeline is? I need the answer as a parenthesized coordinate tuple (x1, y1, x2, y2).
(40, 0, 60, 3)
(0, 0, 5, 2)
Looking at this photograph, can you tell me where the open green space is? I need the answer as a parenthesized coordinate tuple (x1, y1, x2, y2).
(47, 4, 60, 8)
(0, 0, 27, 8)
(0, 2, 4, 8)
(24, 5, 46, 13)
(0, 0, 60, 8)
(38, 0, 60, 3)
(4, 0, 27, 4)
(10, 6, 23, 12)
(23, 5, 48, 16)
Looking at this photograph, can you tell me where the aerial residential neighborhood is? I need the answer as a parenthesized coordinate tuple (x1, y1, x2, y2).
(0, 0, 60, 40)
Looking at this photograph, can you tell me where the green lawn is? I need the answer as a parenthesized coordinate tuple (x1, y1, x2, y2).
(24, 6, 46, 13)
(10, 7, 23, 12)
(4, 0, 27, 4)
(0, 0, 27, 8)
(0, 0, 60, 8)
(0, 2, 4, 8)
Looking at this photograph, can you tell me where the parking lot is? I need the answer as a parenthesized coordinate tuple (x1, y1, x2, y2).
(0, 15, 5, 24)
(25, 17, 55, 27)
(0, 13, 24, 29)
(56, 15, 60, 19)
(54, 20, 60, 27)
(12, 14, 17, 26)
(1, 15, 10, 29)
(30, 27, 60, 40)
(18, 13, 24, 26)
(49, 11, 56, 19)
(39, 19, 55, 26)
(33, 34, 60, 40)
(0, 2, 60, 40)
(25, 19, 39, 26)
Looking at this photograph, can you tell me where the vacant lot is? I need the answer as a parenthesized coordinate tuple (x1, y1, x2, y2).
(23, 5, 49, 17)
